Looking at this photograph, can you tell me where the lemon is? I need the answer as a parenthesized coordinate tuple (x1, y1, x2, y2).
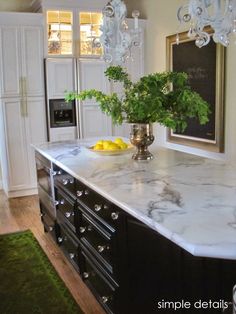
(114, 138, 124, 145)
(93, 144, 103, 150)
(96, 140, 104, 145)
(103, 140, 113, 150)
(107, 143, 120, 150)
(119, 142, 128, 150)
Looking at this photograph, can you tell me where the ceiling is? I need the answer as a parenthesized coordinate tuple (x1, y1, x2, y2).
(0, 0, 33, 12)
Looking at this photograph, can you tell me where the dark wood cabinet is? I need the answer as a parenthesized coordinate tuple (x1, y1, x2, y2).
(35, 154, 235, 314)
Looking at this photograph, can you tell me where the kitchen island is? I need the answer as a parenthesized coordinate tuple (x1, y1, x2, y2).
(34, 138, 236, 314)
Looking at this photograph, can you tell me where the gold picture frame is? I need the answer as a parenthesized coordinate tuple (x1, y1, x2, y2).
(166, 29, 225, 153)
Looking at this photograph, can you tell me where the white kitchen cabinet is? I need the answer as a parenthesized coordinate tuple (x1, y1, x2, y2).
(0, 97, 47, 197)
(49, 127, 77, 142)
(46, 58, 75, 99)
(0, 13, 47, 197)
(78, 59, 112, 138)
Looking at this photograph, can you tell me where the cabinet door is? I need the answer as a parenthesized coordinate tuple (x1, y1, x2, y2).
(21, 26, 44, 97)
(81, 104, 112, 138)
(49, 127, 77, 142)
(46, 58, 75, 99)
(0, 27, 21, 97)
(79, 60, 111, 138)
(24, 97, 47, 187)
(1, 98, 31, 191)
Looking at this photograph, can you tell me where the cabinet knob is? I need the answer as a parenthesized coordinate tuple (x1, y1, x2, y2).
(101, 296, 109, 304)
(65, 211, 74, 218)
(79, 227, 86, 233)
(49, 226, 53, 232)
(58, 237, 63, 243)
(60, 199, 65, 205)
(54, 200, 59, 206)
(94, 204, 102, 212)
(83, 272, 89, 279)
(84, 189, 89, 195)
(76, 190, 83, 197)
(111, 212, 119, 220)
(97, 245, 105, 253)
(69, 253, 75, 259)
(51, 170, 57, 176)
(62, 178, 69, 185)
(69, 178, 74, 184)
(57, 170, 63, 175)
(39, 213, 45, 217)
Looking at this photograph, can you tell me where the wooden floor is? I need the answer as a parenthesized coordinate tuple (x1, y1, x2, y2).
(0, 190, 105, 314)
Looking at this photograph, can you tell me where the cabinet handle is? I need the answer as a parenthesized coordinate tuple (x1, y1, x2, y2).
(84, 189, 89, 195)
(83, 272, 89, 279)
(57, 170, 63, 175)
(54, 200, 59, 206)
(60, 199, 65, 205)
(65, 211, 74, 218)
(49, 226, 54, 231)
(69, 253, 75, 259)
(39, 213, 45, 217)
(111, 212, 119, 220)
(101, 296, 109, 304)
(69, 178, 74, 184)
(94, 204, 102, 212)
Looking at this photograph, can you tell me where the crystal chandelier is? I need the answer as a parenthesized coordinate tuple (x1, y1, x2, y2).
(177, 0, 236, 47)
(99, 0, 141, 64)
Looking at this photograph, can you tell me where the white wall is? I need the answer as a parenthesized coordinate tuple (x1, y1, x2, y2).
(126, 0, 236, 161)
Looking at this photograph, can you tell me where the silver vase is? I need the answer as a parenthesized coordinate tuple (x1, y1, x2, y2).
(130, 123, 154, 161)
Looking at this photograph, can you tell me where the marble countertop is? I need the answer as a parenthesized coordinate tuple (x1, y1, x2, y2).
(33, 138, 236, 260)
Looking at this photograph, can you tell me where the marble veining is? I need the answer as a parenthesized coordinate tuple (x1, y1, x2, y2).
(33, 138, 236, 260)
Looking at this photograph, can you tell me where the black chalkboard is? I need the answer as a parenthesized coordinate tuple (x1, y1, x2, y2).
(173, 39, 216, 140)
(166, 30, 225, 153)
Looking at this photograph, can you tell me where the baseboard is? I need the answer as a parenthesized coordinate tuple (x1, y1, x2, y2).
(6, 188, 38, 198)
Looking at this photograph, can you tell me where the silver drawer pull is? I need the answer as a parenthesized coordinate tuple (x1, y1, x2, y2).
(58, 237, 63, 243)
(111, 212, 119, 220)
(84, 189, 89, 195)
(79, 227, 86, 233)
(60, 199, 65, 205)
(57, 170, 62, 175)
(76, 190, 83, 197)
(83, 272, 89, 279)
(62, 178, 69, 185)
(49, 226, 53, 231)
(69, 178, 74, 184)
(54, 200, 59, 206)
(65, 211, 74, 218)
(97, 245, 105, 253)
(94, 204, 102, 212)
(69, 253, 75, 259)
(102, 296, 109, 304)
(40, 213, 45, 217)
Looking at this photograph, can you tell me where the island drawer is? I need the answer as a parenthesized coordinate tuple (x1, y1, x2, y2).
(53, 165, 76, 198)
(57, 224, 80, 273)
(79, 211, 114, 274)
(55, 187, 77, 233)
(39, 201, 59, 241)
(81, 247, 117, 314)
(76, 181, 121, 231)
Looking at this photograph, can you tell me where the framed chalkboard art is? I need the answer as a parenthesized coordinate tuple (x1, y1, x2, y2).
(166, 28, 225, 152)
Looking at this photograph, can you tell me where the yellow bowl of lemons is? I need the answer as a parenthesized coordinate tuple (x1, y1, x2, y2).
(89, 138, 134, 155)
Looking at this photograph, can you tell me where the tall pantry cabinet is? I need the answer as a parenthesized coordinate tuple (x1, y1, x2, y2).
(0, 13, 47, 197)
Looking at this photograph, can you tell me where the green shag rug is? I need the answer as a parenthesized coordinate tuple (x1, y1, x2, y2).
(0, 230, 84, 314)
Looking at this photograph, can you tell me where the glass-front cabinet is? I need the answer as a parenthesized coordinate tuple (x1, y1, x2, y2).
(46, 9, 103, 57)
(47, 11, 73, 55)
(79, 12, 103, 56)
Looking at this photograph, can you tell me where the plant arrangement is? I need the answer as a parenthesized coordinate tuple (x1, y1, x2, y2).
(66, 66, 210, 133)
